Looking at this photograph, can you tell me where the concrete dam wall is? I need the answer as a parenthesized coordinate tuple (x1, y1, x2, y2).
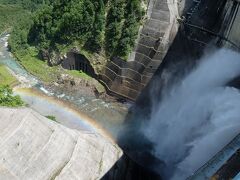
(55, 0, 240, 179)
(0, 108, 122, 180)
(105, 0, 240, 180)
(99, 0, 180, 101)
(61, 0, 240, 102)
(61, 0, 180, 101)
(99, 0, 240, 101)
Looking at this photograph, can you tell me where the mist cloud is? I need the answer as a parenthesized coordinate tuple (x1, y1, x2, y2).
(142, 49, 240, 179)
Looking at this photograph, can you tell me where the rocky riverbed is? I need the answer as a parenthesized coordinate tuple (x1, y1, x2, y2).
(0, 34, 129, 139)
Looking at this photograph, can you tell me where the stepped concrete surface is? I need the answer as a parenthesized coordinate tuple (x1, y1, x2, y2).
(99, 0, 180, 100)
(0, 108, 122, 180)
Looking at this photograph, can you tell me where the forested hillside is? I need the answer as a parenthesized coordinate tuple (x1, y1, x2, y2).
(0, 0, 46, 34)
(0, 0, 45, 11)
(9, 0, 145, 59)
(0, 4, 29, 34)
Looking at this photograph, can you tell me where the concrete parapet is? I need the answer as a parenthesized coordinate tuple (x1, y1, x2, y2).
(0, 108, 122, 180)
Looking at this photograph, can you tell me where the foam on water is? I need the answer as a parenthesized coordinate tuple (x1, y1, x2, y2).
(142, 49, 240, 179)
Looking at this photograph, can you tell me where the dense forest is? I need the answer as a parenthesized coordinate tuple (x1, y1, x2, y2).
(6, 0, 145, 60)
(0, 0, 45, 11)
(0, 4, 29, 34)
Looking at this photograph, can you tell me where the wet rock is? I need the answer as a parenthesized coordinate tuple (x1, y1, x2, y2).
(57, 74, 73, 84)
(54, 73, 106, 98)
(53, 82, 59, 87)
(39, 49, 66, 66)
(38, 49, 49, 61)
(70, 80, 75, 86)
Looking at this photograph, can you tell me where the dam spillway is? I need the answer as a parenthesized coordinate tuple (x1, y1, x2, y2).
(98, 0, 179, 101)
(115, 0, 240, 179)
(60, 0, 240, 102)
(0, 107, 122, 180)
(57, 0, 240, 179)
(2, 0, 240, 179)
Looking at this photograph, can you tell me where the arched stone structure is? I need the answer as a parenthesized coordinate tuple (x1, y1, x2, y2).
(61, 52, 96, 78)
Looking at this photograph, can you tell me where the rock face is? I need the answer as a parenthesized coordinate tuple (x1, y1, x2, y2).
(53, 73, 105, 97)
(0, 108, 122, 180)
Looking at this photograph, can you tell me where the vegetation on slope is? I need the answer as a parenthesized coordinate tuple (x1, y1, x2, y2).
(9, 0, 145, 60)
(0, 85, 24, 107)
(12, 46, 98, 83)
(0, 4, 29, 33)
(45, 115, 57, 122)
(12, 47, 61, 82)
(106, 0, 143, 57)
(0, 1, 61, 83)
(1, 0, 144, 92)
(0, 0, 46, 11)
(0, 65, 18, 86)
(0, 65, 23, 107)
(0, 0, 37, 107)
(0, 0, 46, 34)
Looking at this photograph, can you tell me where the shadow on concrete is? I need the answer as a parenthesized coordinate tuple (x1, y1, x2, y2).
(101, 0, 230, 179)
(101, 154, 162, 180)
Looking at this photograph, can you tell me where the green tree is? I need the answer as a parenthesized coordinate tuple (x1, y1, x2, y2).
(85, 0, 106, 52)
(0, 0, 46, 11)
(116, 0, 143, 57)
(9, 14, 33, 53)
(58, 0, 95, 43)
(105, 0, 125, 56)
(28, 6, 53, 49)
(8, 0, 145, 62)
(0, 85, 24, 107)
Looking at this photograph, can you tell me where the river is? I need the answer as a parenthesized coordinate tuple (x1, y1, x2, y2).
(0, 34, 128, 139)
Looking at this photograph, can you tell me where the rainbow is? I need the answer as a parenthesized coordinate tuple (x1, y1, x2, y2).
(14, 87, 116, 143)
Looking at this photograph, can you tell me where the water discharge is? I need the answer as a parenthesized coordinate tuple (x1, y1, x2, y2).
(4, 30, 240, 179)
(142, 49, 240, 179)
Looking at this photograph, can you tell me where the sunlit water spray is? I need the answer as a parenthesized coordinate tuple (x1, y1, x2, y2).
(142, 49, 240, 179)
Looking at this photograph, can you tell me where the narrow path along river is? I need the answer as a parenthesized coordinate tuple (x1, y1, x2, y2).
(0, 34, 128, 139)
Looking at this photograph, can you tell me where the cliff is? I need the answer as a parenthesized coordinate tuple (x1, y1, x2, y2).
(0, 107, 122, 180)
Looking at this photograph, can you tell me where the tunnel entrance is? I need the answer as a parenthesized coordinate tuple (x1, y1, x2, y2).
(61, 52, 96, 78)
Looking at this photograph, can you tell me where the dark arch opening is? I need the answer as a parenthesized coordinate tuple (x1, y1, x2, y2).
(61, 52, 96, 78)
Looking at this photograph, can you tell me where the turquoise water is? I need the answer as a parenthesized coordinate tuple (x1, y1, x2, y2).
(0, 34, 38, 86)
(0, 34, 128, 137)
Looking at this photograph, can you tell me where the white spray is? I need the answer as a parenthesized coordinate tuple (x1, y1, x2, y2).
(142, 49, 240, 179)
